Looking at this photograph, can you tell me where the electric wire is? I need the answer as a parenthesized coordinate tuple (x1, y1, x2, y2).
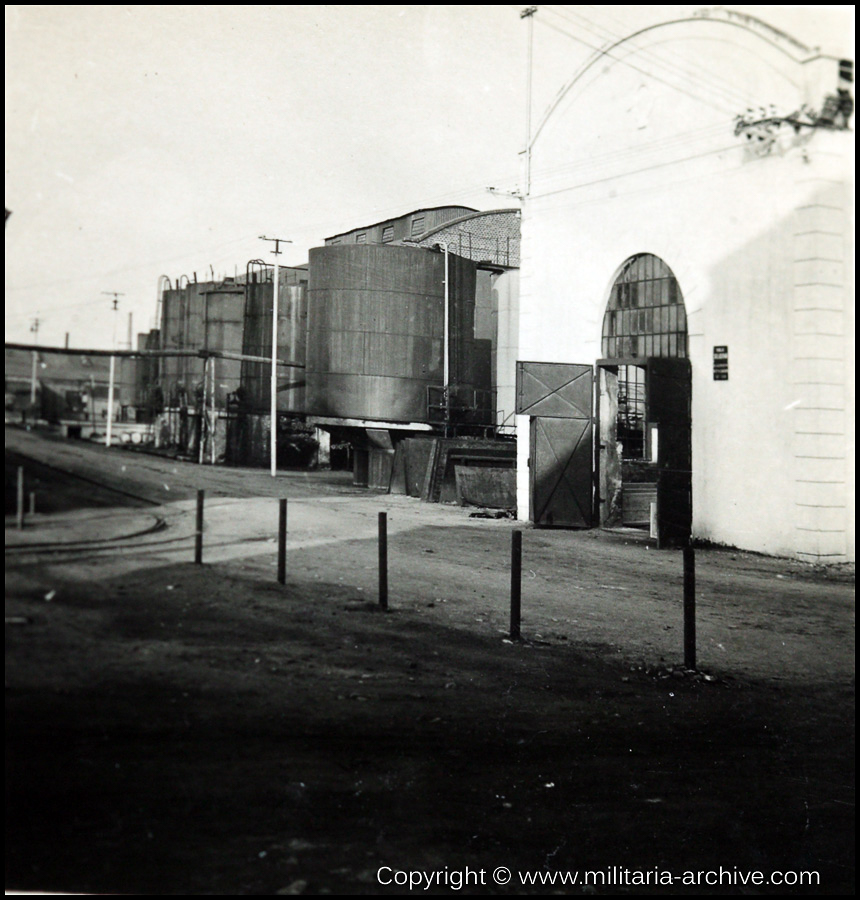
(528, 140, 743, 202)
(535, 12, 739, 118)
(8, 9, 799, 332)
(545, 5, 766, 113)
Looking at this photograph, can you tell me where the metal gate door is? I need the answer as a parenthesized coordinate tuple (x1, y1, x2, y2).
(516, 362, 594, 527)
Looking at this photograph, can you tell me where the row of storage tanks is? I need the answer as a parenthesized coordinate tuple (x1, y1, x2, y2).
(153, 242, 517, 429)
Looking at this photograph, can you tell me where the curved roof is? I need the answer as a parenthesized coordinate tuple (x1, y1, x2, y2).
(405, 207, 520, 243)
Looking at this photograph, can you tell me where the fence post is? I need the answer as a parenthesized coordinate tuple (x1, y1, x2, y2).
(194, 489, 204, 564)
(277, 498, 287, 584)
(510, 530, 522, 640)
(683, 546, 696, 670)
(378, 512, 388, 610)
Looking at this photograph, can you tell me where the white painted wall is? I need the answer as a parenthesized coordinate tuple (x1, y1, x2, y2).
(517, 13, 853, 560)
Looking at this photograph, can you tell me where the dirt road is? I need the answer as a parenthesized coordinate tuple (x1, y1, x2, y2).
(5, 426, 855, 894)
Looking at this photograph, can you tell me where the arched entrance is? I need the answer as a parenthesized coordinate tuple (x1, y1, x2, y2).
(598, 253, 692, 546)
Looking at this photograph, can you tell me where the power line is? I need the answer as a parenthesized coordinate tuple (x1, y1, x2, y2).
(535, 11, 739, 118)
(528, 140, 741, 201)
(527, 137, 779, 215)
(526, 121, 728, 187)
(4, 233, 262, 292)
(546, 5, 767, 113)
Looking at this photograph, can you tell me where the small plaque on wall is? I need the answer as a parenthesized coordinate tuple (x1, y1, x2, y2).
(713, 346, 728, 380)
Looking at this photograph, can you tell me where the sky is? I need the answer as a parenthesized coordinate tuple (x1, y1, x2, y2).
(5, 5, 853, 350)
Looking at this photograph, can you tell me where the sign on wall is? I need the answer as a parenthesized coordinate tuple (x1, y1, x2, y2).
(713, 346, 728, 381)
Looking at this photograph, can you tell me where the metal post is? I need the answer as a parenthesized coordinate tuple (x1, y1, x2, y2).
(17, 467, 24, 530)
(194, 489, 204, 564)
(378, 512, 388, 610)
(270, 262, 279, 477)
(29, 492, 35, 515)
(277, 498, 287, 585)
(521, 5, 537, 196)
(510, 530, 522, 640)
(105, 354, 116, 448)
(210, 354, 216, 465)
(683, 546, 696, 670)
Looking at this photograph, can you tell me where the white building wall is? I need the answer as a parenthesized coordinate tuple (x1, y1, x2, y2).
(517, 12, 853, 561)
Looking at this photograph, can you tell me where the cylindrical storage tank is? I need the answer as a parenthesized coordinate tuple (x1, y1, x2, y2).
(240, 268, 308, 413)
(307, 244, 475, 422)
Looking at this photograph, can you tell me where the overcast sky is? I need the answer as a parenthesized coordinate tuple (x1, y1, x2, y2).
(5, 5, 853, 350)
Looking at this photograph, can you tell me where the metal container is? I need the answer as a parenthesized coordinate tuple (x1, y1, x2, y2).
(305, 244, 484, 423)
(241, 265, 308, 413)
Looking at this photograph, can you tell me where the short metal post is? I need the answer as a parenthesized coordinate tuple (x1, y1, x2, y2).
(277, 498, 287, 585)
(29, 492, 36, 515)
(194, 489, 204, 564)
(510, 530, 522, 640)
(17, 467, 25, 530)
(378, 512, 388, 610)
(683, 546, 696, 670)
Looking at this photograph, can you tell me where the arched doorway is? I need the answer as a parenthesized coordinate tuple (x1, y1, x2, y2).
(598, 253, 691, 546)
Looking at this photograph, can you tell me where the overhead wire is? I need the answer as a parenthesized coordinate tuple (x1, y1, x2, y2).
(534, 11, 739, 118)
(7, 7, 786, 332)
(546, 5, 764, 113)
(525, 121, 729, 188)
(528, 136, 779, 216)
(528, 140, 744, 202)
(4, 232, 263, 293)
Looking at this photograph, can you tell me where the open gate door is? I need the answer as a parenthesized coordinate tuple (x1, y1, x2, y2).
(516, 362, 594, 527)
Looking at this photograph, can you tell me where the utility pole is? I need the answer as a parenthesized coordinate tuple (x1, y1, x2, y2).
(259, 235, 292, 477)
(29, 318, 40, 406)
(102, 291, 124, 350)
(521, 6, 537, 197)
(102, 291, 124, 446)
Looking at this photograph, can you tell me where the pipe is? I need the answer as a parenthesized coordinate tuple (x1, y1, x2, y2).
(4, 342, 304, 367)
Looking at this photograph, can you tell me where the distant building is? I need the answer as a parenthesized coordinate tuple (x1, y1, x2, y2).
(323, 206, 477, 246)
(405, 208, 521, 428)
(4, 347, 133, 436)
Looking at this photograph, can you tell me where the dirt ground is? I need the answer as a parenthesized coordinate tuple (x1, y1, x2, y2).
(5, 426, 855, 894)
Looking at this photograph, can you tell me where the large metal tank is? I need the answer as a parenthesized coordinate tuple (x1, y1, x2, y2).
(159, 281, 246, 407)
(241, 265, 308, 413)
(305, 244, 485, 423)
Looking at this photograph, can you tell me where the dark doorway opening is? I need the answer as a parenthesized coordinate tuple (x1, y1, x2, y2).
(598, 253, 691, 546)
